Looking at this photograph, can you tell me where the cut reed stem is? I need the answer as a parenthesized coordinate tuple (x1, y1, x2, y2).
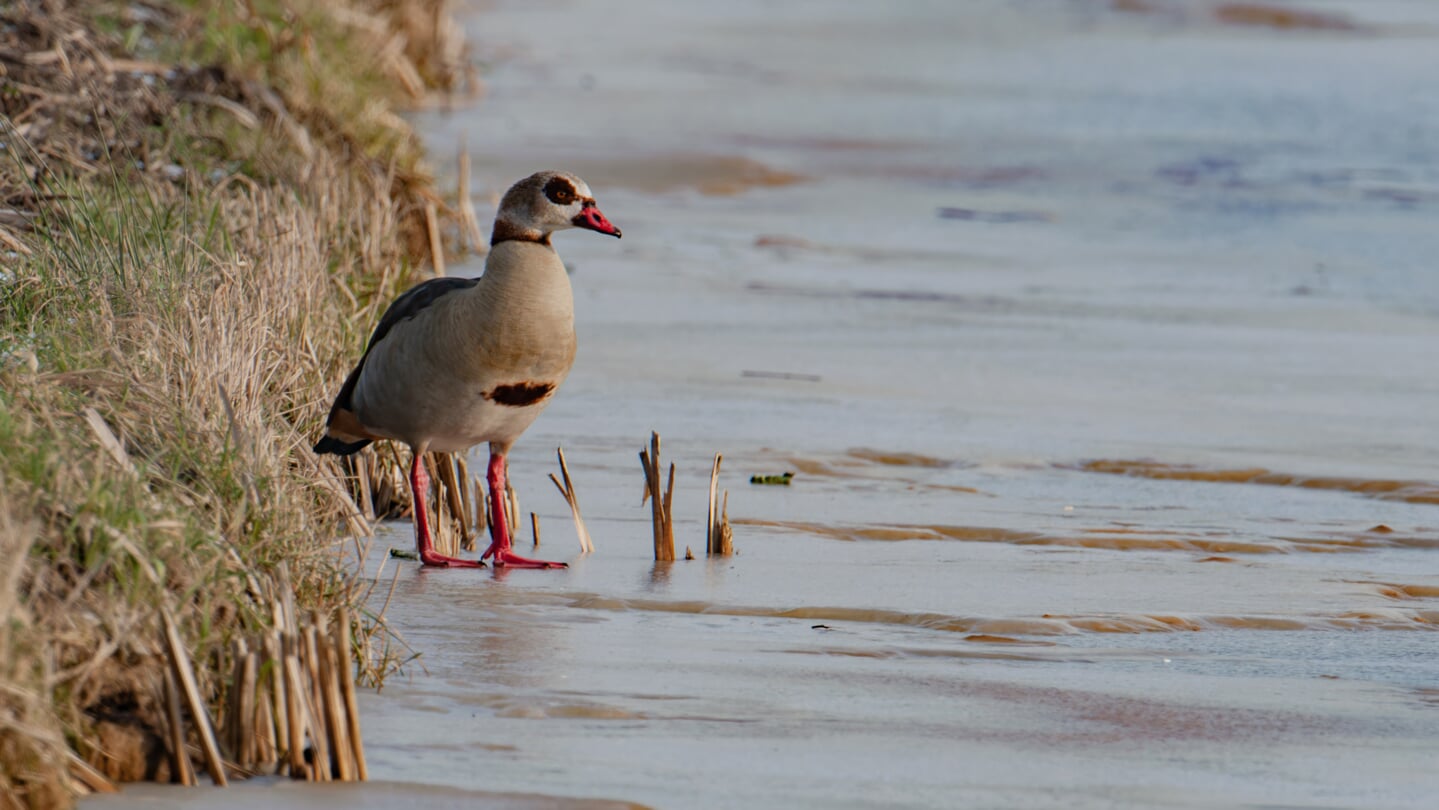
(161, 609, 227, 786)
(162, 665, 195, 786)
(548, 446, 594, 552)
(424, 200, 445, 276)
(457, 135, 485, 250)
(639, 432, 675, 561)
(335, 607, 368, 780)
(707, 454, 734, 556)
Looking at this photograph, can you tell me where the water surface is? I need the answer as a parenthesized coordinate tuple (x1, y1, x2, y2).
(92, 1, 1439, 808)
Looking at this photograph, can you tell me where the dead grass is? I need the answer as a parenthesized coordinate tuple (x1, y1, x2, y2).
(0, 0, 469, 804)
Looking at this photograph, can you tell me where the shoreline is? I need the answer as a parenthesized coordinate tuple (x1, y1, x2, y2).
(0, 0, 471, 804)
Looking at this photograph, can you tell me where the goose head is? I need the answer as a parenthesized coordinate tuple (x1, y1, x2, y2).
(491, 170, 622, 246)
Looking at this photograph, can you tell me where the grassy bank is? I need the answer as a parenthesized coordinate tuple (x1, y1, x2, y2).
(0, 0, 467, 804)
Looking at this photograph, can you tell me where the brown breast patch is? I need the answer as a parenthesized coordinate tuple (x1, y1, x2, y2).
(484, 381, 555, 407)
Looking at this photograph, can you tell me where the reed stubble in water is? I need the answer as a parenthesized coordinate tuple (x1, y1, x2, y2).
(707, 454, 734, 557)
(640, 432, 678, 561)
(639, 435, 733, 561)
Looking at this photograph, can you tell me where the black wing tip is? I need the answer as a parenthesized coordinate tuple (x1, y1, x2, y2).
(314, 435, 372, 456)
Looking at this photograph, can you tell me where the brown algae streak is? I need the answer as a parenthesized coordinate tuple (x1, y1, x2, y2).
(561, 594, 1439, 635)
(779, 452, 985, 494)
(1074, 459, 1439, 505)
(846, 448, 956, 468)
(1111, 0, 1362, 33)
(737, 517, 1286, 554)
(1212, 3, 1361, 31)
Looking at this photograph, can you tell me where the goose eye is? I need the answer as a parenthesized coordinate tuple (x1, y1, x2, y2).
(544, 177, 577, 206)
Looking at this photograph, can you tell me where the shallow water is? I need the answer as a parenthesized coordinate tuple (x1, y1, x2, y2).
(90, 1, 1439, 808)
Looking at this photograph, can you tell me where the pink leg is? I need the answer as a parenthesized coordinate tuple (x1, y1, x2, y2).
(480, 452, 567, 569)
(411, 451, 483, 568)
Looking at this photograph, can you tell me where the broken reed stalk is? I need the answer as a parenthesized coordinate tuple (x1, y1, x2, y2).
(506, 478, 520, 537)
(353, 453, 376, 521)
(66, 751, 117, 795)
(421, 453, 449, 557)
(433, 452, 472, 550)
(457, 135, 485, 250)
(706, 454, 734, 556)
(530, 512, 540, 548)
(717, 486, 732, 555)
(424, 451, 484, 557)
(455, 456, 476, 551)
(283, 649, 306, 778)
(639, 432, 676, 561)
(161, 609, 228, 786)
(424, 200, 445, 276)
(162, 665, 196, 786)
(473, 477, 488, 536)
(302, 622, 331, 782)
(314, 612, 354, 782)
(335, 606, 368, 780)
(706, 454, 718, 554)
(662, 463, 676, 554)
(548, 446, 595, 552)
(155, 565, 367, 786)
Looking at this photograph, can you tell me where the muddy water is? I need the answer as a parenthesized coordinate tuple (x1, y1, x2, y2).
(91, 1, 1439, 808)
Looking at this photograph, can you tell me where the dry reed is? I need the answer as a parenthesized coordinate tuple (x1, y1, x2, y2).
(639, 432, 677, 561)
(549, 447, 595, 553)
(707, 454, 734, 556)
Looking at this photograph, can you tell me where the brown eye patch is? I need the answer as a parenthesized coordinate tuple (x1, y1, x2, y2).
(543, 176, 577, 206)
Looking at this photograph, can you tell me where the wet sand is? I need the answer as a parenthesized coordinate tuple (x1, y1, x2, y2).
(90, 1, 1439, 808)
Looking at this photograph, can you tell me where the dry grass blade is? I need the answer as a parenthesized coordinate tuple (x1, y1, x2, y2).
(0, 222, 33, 255)
(178, 92, 260, 129)
(66, 750, 117, 794)
(81, 407, 137, 477)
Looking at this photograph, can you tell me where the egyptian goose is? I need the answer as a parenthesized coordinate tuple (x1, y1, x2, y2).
(314, 171, 621, 568)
